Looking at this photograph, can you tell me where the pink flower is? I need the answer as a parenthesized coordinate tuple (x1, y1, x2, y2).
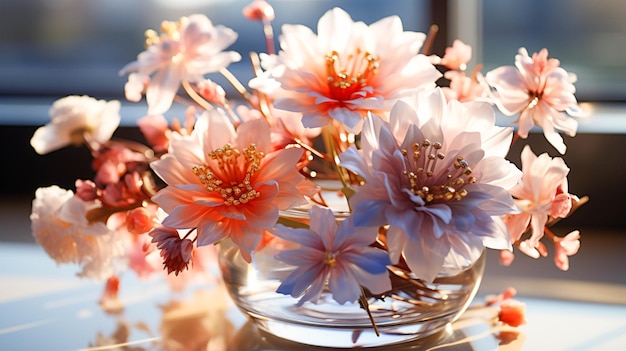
(150, 109, 314, 261)
(440, 39, 472, 71)
(30, 95, 121, 155)
(250, 7, 441, 133)
(340, 89, 521, 281)
(553, 230, 581, 271)
(120, 14, 241, 115)
(30, 186, 128, 280)
(273, 205, 392, 305)
(485, 48, 583, 154)
(505, 145, 571, 246)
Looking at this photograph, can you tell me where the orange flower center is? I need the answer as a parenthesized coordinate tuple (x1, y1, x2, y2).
(325, 49, 380, 101)
(401, 140, 476, 203)
(192, 144, 264, 206)
(324, 251, 337, 268)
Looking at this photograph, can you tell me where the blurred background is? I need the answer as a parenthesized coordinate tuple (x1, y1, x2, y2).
(0, 0, 624, 287)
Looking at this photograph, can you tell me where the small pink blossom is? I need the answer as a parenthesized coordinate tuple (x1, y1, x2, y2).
(120, 14, 241, 115)
(273, 205, 392, 305)
(30, 95, 121, 155)
(242, 0, 275, 22)
(485, 48, 584, 154)
(440, 39, 472, 71)
(505, 145, 572, 246)
(250, 7, 441, 133)
(553, 230, 581, 271)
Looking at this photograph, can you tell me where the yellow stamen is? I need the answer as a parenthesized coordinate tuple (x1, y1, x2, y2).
(325, 49, 380, 100)
(324, 251, 337, 268)
(401, 140, 474, 203)
(143, 19, 184, 47)
(192, 144, 264, 206)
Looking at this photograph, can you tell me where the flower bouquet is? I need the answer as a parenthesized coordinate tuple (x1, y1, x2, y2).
(29, 1, 587, 348)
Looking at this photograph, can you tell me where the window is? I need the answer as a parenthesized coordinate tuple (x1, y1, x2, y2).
(451, 0, 626, 102)
(0, 0, 431, 124)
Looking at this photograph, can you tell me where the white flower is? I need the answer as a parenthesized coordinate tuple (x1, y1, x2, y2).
(30, 186, 127, 280)
(30, 95, 121, 155)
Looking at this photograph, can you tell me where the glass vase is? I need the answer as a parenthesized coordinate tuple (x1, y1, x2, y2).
(218, 225, 486, 348)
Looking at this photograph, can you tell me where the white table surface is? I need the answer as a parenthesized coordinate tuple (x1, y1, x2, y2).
(1, 241, 625, 351)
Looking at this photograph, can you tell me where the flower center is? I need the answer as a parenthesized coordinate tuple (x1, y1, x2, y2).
(324, 251, 337, 268)
(401, 139, 476, 203)
(144, 20, 182, 47)
(325, 49, 380, 101)
(192, 144, 264, 206)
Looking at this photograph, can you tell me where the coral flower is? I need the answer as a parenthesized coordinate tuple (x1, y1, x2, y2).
(120, 14, 241, 115)
(150, 109, 313, 261)
(273, 205, 391, 305)
(485, 48, 583, 154)
(250, 7, 441, 133)
(504, 145, 572, 247)
(340, 89, 521, 281)
(30, 95, 121, 155)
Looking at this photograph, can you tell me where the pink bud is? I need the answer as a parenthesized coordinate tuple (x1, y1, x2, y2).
(499, 249, 515, 266)
(126, 207, 155, 235)
(75, 179, 98, 201)
(243, 0, 275, 22)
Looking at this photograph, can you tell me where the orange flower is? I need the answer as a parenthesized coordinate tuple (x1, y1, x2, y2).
(151, 109, 315, 261)
(250, 8, 441, 133)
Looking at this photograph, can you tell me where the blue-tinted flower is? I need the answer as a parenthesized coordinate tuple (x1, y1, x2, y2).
(340, 88, 521, 281)
(273, 205, 391, 305)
